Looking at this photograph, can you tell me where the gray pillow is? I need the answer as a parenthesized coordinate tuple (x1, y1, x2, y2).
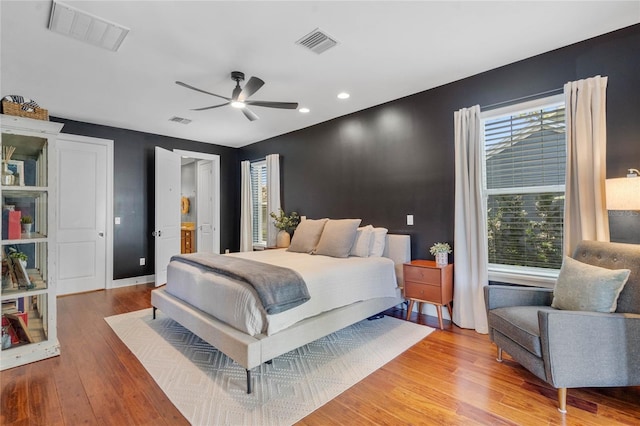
(287, 218, 328, 254)
(551, 256, 631, 312)
(314, 219, 362, 258)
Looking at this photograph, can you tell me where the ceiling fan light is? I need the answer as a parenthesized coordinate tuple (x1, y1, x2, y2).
(299, 107, 310, 113)
(231, 101, 246, 109)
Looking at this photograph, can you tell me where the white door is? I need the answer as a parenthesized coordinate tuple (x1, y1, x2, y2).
(57, 137, 108, 295)
(154, 147, 181, 286)
(196, 160, 214, 253)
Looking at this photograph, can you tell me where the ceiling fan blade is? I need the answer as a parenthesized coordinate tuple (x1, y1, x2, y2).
(176, 81, 230, 101)
(246, 100, 299, 109)
(241, 107, 259, 121)
(237, 77, 265, 101)
(191, 103, 229, 111)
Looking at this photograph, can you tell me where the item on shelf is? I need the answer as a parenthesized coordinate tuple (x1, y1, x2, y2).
(1, 316, 19, 345)
(23, 159, 36, 186)
(1, 95, 49, 121)
(1, 164, 14, 186)
(1, 210, 21, 239)
(1, 146, 16, 186)
(5, 160, 24, 186)
(3, 313, 33, 344)
(20, 215, 32, 234)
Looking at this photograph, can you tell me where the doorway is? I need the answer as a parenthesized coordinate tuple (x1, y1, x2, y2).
(154, 148, 220, 286)
(175, 150, 220, 255)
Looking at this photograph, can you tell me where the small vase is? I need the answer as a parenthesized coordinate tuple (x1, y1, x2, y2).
(276, 230, 291, 248)
(22, 223, 32, 235)
(435, 252, 448, 266)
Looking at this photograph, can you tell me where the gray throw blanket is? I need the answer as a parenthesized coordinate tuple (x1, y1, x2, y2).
(170, 253, 310, 315)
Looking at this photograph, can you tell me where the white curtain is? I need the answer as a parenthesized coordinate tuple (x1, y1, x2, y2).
(239, 160, 253, 252)
(563, 76, 609, 256)
(266, 154, 281, 248)
(453, 105, 489, 334)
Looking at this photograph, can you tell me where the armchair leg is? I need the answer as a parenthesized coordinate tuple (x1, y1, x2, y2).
(496, 347, 503, 362)
(557, 388, 567, 413)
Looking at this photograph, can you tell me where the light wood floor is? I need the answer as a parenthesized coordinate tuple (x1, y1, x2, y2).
(1, 284, 639, 425)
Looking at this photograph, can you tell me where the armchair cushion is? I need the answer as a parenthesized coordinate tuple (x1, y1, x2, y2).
(488, 306, 557, 357)
(551, 256, 631, 312)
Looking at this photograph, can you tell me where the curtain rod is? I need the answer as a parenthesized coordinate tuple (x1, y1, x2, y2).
(481, 87, 563, 111)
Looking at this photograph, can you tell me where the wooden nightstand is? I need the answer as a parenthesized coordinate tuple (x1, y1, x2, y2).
(403, 260, 453, 329)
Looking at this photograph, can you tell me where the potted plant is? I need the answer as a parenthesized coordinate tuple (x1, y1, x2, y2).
(429, 242, 452, 265)
(9, 248, 28, 268)
(20, 215, 33, 234)
(269, 208, 300, 248)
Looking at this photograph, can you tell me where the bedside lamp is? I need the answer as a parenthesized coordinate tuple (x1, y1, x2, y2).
(606, 168, 640, 210)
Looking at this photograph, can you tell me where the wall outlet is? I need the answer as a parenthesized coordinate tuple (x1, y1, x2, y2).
(407, 214, 414, 226)
(139, 257, 145, 266)
(115, 217, 121, 225)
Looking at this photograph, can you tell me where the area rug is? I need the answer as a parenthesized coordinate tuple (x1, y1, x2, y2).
(105, 308, 433, 425)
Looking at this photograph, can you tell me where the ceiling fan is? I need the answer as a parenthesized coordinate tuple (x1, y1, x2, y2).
(176, 71, 299, 121)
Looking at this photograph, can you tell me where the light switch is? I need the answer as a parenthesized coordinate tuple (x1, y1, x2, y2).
(115, 217, 121, 225)
(407, 215, 414, 226)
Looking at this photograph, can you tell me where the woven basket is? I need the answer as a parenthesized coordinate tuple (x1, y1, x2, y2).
(1, 100, 49, 120)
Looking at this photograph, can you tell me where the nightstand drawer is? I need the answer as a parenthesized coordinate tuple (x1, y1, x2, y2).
(404, 281, 442, 303)
(404, 265, 440, 284)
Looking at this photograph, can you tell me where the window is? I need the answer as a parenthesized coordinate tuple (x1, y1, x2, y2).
(482, 95, 566, 284)
(250, 160, 268, 246)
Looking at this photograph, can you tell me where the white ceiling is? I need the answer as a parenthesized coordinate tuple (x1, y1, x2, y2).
(2, 1, 639, 148)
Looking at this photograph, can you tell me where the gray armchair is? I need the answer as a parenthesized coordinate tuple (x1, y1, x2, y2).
(484, 240, 640, 413)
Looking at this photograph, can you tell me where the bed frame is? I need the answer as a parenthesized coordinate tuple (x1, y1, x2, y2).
(150, 234, 410, 393)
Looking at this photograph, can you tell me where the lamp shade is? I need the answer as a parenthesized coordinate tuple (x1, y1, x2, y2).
(606, 177, 640, 210)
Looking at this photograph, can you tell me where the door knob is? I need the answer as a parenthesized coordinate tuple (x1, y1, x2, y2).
(98, 232, 104, 237)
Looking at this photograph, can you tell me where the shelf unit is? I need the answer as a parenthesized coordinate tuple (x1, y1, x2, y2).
(1, 114, 62, 370)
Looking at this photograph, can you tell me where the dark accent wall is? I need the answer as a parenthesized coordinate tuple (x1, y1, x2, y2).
(241, 24, 640, 259)
(50, 118, 240, 279)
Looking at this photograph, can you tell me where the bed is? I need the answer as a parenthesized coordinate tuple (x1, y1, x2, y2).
(150, 233, 410, 393)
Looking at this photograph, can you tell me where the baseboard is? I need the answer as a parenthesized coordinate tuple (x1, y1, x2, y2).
(110, 275, 155, 289)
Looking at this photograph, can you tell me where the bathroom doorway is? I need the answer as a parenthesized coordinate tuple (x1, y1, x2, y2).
(175, 150, 220, 255)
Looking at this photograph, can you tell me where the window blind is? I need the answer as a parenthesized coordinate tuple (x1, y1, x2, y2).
(484, 102, 566, 270)
(250, 161, 267, 245)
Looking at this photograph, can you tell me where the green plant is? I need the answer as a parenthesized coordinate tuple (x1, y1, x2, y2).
(20, 215, 32, 224)
(8, 248, 27, 262)
(429, 242, 452, 255)
(269, 208, 300, 234)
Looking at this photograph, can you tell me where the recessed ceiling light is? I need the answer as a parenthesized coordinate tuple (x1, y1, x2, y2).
(299, 107, 310, 113)
(337, 92, 350, 99)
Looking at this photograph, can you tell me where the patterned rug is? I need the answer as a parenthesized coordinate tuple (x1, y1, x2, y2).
(105, 308, 433, 425)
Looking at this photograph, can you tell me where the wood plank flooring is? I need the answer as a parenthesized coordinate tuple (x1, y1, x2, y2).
(1, 284, 639, 425)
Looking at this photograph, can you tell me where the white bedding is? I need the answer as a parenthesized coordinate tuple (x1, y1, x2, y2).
(165, 249, 398, 336)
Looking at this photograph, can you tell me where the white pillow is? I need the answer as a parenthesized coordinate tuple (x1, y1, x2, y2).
(350, 225, 374, 257)
(369, 227, 388, 257)
(314, 219, 362, 258)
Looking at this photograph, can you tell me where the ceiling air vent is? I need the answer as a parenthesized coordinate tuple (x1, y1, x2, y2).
(295, 28, 338, 54)
(48, 0, 129, 51)
(169, 116, 192, 125)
